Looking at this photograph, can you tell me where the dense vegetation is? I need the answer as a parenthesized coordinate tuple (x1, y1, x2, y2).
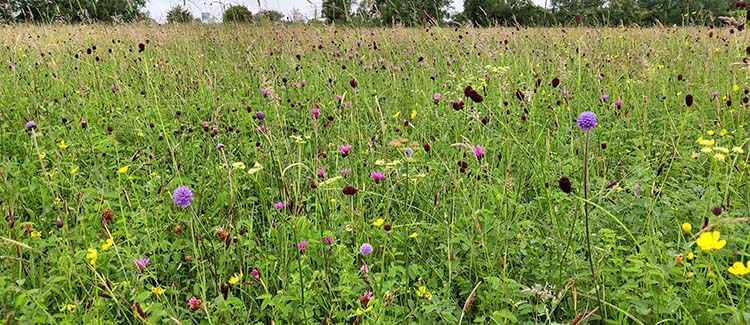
(2, 22, 750, 323)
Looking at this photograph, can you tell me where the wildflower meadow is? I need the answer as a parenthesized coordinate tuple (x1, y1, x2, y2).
(1, 22, 750, 324)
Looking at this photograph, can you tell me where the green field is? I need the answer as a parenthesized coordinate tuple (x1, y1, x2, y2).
(1, 23, 749, 324)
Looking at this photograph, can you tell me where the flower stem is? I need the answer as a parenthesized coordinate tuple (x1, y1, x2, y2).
(583, 131, 603, 313)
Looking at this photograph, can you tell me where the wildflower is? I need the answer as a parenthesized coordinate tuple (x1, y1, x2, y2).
(576, 111, 597, 131)
(38, 152, 46, 159)
(188, 296, 202, 310)
(558, 177, 572, 193)
(325, 236, 334, 245)
(232, 162, 246, 170)
(274, 201, 288, 209)
(117, 165, 129, 174)
(685, 94, 693, 107)
(58, 140, 68, 150)
(712, 206, 723, 216)
(360, 263, 369, 274)
(30, 231, 41, 238)
(409, 232, 418, 238)
(720, 129, 728, 136)
(728, 261, 750, 275)
(405, 147, 414, 157)
(59, 304, 77, 312)
(216, 143, 224, 149)
(229, 271, 243, 285)
(297, 241, 307, 252)
(713, 153, 726, 161)
(343, 186, 359, 195)
(416, 286, 433, 301)
(696, 231, 726, 251)
(247, 162, 263, 175)
(151, 287, 166, 296)
(172, 186, 194, 208)
(317, 168, 326, 177)
(434, 92, 441, 104)
(360, 243, 373, 255)
(614, 99, 623, 108)
(691, 152, 700, 159)
(310, 107, 320, 118)
(370, 171, 385, 182)
(355, 306, 373, 315)
(712, 91, 719, 99)
(255, 111, 266, 120)
(101, 238, 113, 250)
(681, 223, 692, 233)
(551, 77, 560, 87)
(687, 252, 695, 260)
(707, 130, 716, 136)
(600, 94, 609, 101)
(25, 121, 36, 131)
(339, 144, 352, 157)
(340, 168, 350, 176)
(676, 255, 683, 264)
(360, 291, 373, 306)
(732, 146, 744, 154)
(384, 224, 392, 232)
(251, 268, 260, 280)
(260, 88, 270, 96)
(471, 145, 484, 159)
(133, 257, 150, 272)
(86, 248, 98, 265)
(372, 218, 384, 227)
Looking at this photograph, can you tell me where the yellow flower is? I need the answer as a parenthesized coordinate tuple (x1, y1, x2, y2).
(707, 130, 715, 136)
(687, 252, 695, 260)
(714, 146, 729, 154)
(416, 286, 432, 301)
(101, 238, 113, 251)
(410, 109, 417, 120)
(728, 261, 750, 276)
(59, 304, 77, 312)
(137, 132, 144, 137)
(734, 84, 740, 92)
(700, 147, 712, 154)
(151, 287, 166, 296)
(696, 231, 726, 251)
(58, 140, 68, 150)
(713, 153, 726, 162)
(39, 152, 46, 159)
(117, 165, 129, 174)
(393, 111, 401, 118)
(720, 129, 728, 136)
(70, 166, 79, 174)
(232, 162, 246, 170)
(151, 171, 159, 177)
(247, 162, 263, 175)
(372, 218, 384, 227)
(86, 248, 99, 265)
(409, 232, 418, 238)
(732, 147, 744, 154)
(681, 223, 692, 233)
(30, 231, 41, 238)
(330, 198, 337, 204)
(229, 272, 243, 285)
(690, 152, 699, 159)
(355, 306, 373, 315)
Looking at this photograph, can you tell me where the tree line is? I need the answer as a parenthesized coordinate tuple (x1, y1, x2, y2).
(0, 0, 745, 26)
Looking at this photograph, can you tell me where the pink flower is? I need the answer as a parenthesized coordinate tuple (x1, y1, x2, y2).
(310, 107, 320, 118)
(274, 201, 288, 209)
(434, 92, 441, 104)
(361, 291, 373, 305)
(471, 145, 484, 159)
(325, 235, 334, 245)
(360, 263, 369, 274)
(340, 168, 350, 176)
(370, 171, 385, 182)
(251, 268, 260, 279)
(260, 88, 270, 96)
(188, 296, 202, 310)
(317, 168, 326, 177)
(133, 257, 149, 272)
(297, 241, 307, 252)
(339, 144, 352, 157)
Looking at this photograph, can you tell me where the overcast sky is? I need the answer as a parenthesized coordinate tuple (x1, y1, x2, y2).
(145, 0, 549, 23)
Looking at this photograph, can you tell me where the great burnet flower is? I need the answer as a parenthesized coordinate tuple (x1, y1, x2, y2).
(696, 231, 726, 251)
(576, 111, 597, 131)
(172, 186, 194, 208)
(728, 261, 750, 275)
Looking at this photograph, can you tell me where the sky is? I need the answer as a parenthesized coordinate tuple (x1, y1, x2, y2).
(145, 0, 548, 23)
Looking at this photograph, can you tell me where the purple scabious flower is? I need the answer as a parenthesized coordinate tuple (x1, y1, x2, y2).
(133, 257, 149, 272)
(405, 147, 414, 157)
(297, 241, 307, 252)
(576, 111, 598, 131)
(172, 186, 194, 208)
(25, 121, 37, 131)
(360, 243, 373, 255)
(471, 145, 484, 159)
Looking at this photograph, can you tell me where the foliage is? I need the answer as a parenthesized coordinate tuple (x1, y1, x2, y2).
(166, 5, 193, 24)
(256, 10, 284, 22)
(375, 0, 451, 26)
(2, 23, 750, 324)
(322, 0, 352, 23)
(223, 5, 253, 23)
(4, 0, 146, 23)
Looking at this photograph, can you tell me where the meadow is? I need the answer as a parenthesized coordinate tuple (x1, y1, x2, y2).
(1, 22, 749, 324)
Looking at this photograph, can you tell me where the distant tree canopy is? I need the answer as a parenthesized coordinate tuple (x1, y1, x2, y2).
(375, 0, 451, 26)
(256, 10, 284, 22)
(5, 0, 146, 23)
(322, 0, 352, 23)
(223, 5, 253, 23)
(166, 5, 193, 24)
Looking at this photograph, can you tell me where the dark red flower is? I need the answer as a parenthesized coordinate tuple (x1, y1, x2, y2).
(551, 77, 560, 88)
(350, 78, 358, 88)
(343, 186, 359, 195)
(559, 177, 572, 193)
(685, 94, 693, 107)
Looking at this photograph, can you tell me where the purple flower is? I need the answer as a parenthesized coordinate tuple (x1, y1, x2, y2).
(25, 121, 37, 131)
(172, 186, 194, 208)
(111, 84, 118, 92)
(434, 92, 441, 104)
(471, 145, 484, 159)
(260, 88, 270, 96)
(256, 125, 268, 132)
(339, 144, 352, 156)
(600, 94, 609, 101)
(360, 263, 369, 274)
(361, 291, 373, 305)
(216, 143, 224, 149)
(405, 147, 414, 157)
(133, 257, 149, 272)
(370, 171, 385, 182)
(614, 99, 623, 108)
(561, 89, 569, 96)
(274, 201, 288, 209)
(325, 235, 334, 245)
(712, 91, 719, 99)
(336, 95, 343, 102)
(255, 111, 266, 120)
(251, 268, 260, 279)
(343, 101, 351, 108)
(202, 120, 209, 128)
(359, 243, 373, 255)
(297, 241, 307, 252)
(300, 80, 307, 86)
(355, 39, 362, 46)
(188, 296, 202, 310)
(340, 168, 350, 176)
(576, 111, 598, 131)
(317, 168, 326, 177)
(310, 107, 320, 118)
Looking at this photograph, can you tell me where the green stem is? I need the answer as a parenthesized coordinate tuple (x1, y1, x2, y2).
(583, 131, 603, 313)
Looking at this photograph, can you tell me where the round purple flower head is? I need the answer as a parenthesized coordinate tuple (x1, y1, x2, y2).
(576, 111, 597, 131)
(255, 111, 266, 120)
(359, 243, 373, 255)
(25, 121, 37, 131)
(172, 185, 194, 208)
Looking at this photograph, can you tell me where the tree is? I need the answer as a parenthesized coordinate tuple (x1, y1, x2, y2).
(322, 0, 352, 23)
(166, 5, 193, 23)
(7, 0, 146, 23)
(257, 10, 284, 22)
(223, 5, 253, 23)
(374, 0, 451, 26)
